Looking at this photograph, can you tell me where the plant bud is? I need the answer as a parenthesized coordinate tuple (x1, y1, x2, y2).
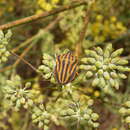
(25, 82, 31, 88)
(125, 116, 130, 123)
(5, 30, 12, 39)
(44, 119, 50, 124)
(93, 122, 99, 128)
(111, 57, 120, 64)
(20, 97, 25, 104)
(43, 53, 53, 60)
(106, 44, 112, 52)
(104, 50, 110, 58)
(124, 101, 130, 107)
(87, 99, 94, 106)
(103, 71, 110, 80)
(95, 47, 103, 55)
(92, 78, 99, 86)
(4, 51, 10, 56)
(32, 114, 37, 119)
(91, 113, 99, 121)
(126, 109, 130, 114)
(79, 65, 87, 70)
(98, 69, 103, 75)
(81, 58, 88, 63)
(11, 95, 17, 102)
(95, 61, 102, 68)
(87, 58, 96, 64)
(86, 71, 93, 78)
(84, 114, 90, 120)
(118, 73, 127, 79)
(16, 100, 21, 108)
(38, 121, 43, 128)
(67, 109, 75, 115)
(116, 59, 128, 65)
(28, 99, 33, 106)
(114, 80, 119, 90)
(119, 107, 127, 114)
(111, 48, 123, 58)
(44, 125, 49, 130)
(110, 78, 115, 87)
(86, 108, 92, 115)
(110, 72, 118, 78)
(43, 73, 52, 79)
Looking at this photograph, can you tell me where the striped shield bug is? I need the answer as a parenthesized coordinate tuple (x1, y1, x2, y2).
(54, 51, 78, 85)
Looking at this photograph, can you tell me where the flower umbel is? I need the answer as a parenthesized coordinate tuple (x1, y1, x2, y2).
(119, 100, 130, 128)
(38, 53, 56, 83)
(3, 75, 33, 111)
(80, 44, 130, 93)
(59, 99, 99, 128)
(32, 104, 51, 130)
(0, 30, 12, 63)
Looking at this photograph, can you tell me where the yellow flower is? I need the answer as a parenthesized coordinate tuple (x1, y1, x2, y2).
(116, 22, 126, 30)
(96, 15, 103, 21)
(94, 36, 105, 43)
(8, 7, 14, 12)
(52, 0, 59, 4)
(112, 128, 118, 130)
(104, 20, 110, 25)
(110, 23, 116, 30)
(85, 87, 94, 93)
(36, 9, 43, 14)
(38, 0, 45, 5)
(43, 3, 53, 11)
(94, 91, 100, 97)
(110, 16, 117, 22)
(92, 23, 102, 35)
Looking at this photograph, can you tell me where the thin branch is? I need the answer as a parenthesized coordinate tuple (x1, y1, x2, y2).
(0, 16, 61, 73)
(75, 2, 94, 57)
(12, 16, 62, 53)
(13, 42, 35, 68)
(9, 50, 38, 73)
(0, 0, 86, 30)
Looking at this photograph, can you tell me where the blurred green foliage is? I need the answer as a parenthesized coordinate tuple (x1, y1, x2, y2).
(0, 0, 130, 130)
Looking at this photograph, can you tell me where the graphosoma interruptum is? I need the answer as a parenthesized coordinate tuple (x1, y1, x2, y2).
(54, 51, 78, 85)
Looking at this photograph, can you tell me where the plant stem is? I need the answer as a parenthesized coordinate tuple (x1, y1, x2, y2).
(0, 0, 86, 30)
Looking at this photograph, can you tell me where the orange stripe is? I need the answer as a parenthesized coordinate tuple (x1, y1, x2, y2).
(62, 52, 71, 83)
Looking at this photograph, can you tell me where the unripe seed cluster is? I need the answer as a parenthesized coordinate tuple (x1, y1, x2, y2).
(32, 104, 51, 130)
(38, 53, 56, 83)
(0, 30, 12, 63)
(3, 75, 33, 111)
(119, 101, 130, 128)
(59, 100, 99, 128)
(80, 44, 130, 93)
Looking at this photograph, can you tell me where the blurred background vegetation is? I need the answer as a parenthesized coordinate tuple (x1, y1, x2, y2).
(0, 0, 130, 130)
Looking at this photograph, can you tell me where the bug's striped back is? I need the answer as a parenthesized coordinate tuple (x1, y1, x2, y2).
(54, 52, 78, 85)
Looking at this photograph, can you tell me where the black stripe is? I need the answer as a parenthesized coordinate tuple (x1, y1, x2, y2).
(60, 60, 65, 83)
(62, 53, 69, 83)
(54, 66, 60, 83)
(57, 55, 62, 83)
(69, 60, 77, 73)
(70, 61, 78, 75)
(68, 52, 72, 60)
(57, 55, 61, 72)
(67, 65, 77, 83)
(63, 60, 70, 83)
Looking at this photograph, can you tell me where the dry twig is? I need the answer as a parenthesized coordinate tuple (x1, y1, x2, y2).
(0, 16, 62, 73)
(75, 2, 94, 57)
(0, 1, 86, 30)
